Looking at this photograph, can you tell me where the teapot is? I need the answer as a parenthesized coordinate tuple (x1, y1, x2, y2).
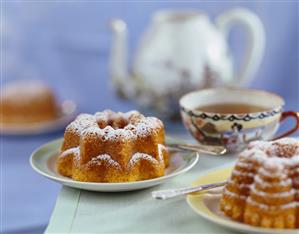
(109, 8, 265, 117)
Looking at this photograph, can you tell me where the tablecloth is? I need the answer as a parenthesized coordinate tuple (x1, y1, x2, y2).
(45, 150, 237, 234)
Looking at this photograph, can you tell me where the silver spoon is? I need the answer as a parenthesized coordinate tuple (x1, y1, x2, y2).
(167, 143, 227, 155)
(152, 181, 227, 200)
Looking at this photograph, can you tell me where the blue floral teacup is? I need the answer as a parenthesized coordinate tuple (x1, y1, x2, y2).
(179, 87, 299, 153)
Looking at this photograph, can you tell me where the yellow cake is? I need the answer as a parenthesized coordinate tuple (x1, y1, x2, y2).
(220, 138, 299, 229)
(0, 80, 58, 124)
(57, 110, 169, 182)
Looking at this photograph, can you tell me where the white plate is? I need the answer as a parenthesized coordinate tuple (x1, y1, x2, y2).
(30, 138, 199, 192)
(0, 100, 77, 135)
(187, 166, 299, 234)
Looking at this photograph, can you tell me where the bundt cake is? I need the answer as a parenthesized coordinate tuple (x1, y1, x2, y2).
(57, 110, 169, 182)
(220, 138, 299, 229)
(0, 80, 58, 124)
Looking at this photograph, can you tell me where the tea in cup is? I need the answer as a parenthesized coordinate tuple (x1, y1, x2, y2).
(179, 87, 299, 152)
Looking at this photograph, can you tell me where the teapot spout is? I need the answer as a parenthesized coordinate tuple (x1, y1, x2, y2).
(108, 19, 130, 98)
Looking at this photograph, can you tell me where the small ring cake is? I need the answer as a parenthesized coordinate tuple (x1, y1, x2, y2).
(220, 138, 299, 229)
(57, 110, 169, 182)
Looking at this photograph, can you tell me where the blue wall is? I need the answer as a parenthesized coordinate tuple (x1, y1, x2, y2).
(2, 1, 298, 113)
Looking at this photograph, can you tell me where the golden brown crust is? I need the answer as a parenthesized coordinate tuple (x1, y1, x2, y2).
(0, 81, 58, 124)
(57, 110, 169, 182)
(220, 138, 299, 229)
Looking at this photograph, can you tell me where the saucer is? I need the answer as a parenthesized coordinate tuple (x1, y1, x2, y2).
(187, 166, 299, 234)
(0, 100, 77, 135)
(30, 138, 199, 192)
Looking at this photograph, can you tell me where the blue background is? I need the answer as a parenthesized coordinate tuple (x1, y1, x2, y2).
(1, 1, 298, 233)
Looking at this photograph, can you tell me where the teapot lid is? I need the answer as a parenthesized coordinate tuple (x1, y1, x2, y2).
(153, 9, 207, 23)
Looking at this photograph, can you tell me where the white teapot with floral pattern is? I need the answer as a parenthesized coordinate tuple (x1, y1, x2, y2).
(109, 8, 265, 117)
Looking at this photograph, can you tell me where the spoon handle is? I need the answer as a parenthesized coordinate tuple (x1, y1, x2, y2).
(152, 181, 227, 200)
(167, 143, 227, 155)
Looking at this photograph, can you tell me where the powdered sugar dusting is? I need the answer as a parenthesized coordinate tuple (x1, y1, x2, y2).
(263, 158, 286, 172)
(248, 141, 272, 151)
(245, 138, 299, 163)
(247, 197, 297, 210)
(158, 144, 166, 162)
(128, 153, 159, 168)
(222, 138, 299, 218)
(239, 148, 268, 163)
(250, 185, 295, 198)
(60, 146, 80, 158)
(128, 144, 165, 168)
(227, 179, 251, 189)
(87, 154, 121, 170)
(81, 125, 137, 142)
(235, 161, 254, 169)
(273, 138, 299, 145)
(232, 170, 255, 178)
(292, 155, 299, 164)
(66, 114, 98, 134)
(223, 187, 247, 200)
(123, 110, 140, 120)
(74, 110, 163, 140)
(254, 174, 292, 188)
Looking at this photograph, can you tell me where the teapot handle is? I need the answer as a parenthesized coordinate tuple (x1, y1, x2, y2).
(216, 8, 265, 86)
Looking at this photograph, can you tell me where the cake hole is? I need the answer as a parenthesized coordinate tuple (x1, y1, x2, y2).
(97, 116, 129, 129)
(269, 143, 299, 158)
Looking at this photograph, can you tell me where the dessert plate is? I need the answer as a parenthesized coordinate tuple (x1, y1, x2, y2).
(30, 138, 199, 192)
(0, 100, 77, 135)
(187, 166, 299, 234)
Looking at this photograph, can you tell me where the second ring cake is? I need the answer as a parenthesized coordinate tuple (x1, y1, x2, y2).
(57, 110, 169, 182)
(220, 138, 299, 229)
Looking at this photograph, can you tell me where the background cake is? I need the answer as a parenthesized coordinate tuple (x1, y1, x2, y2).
(0, 80, 58, 124)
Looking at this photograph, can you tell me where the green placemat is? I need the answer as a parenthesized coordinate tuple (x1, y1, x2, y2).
(45, 152, 236, 234)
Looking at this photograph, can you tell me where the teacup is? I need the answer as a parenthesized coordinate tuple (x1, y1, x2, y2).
(179, 87, 299, 153)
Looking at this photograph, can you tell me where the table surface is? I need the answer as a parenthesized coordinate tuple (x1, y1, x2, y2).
(3, 126, 298, 233)
(45, 143, 236, 234)
(2, 131, 62, 233)
(1, 126, 194, 233)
